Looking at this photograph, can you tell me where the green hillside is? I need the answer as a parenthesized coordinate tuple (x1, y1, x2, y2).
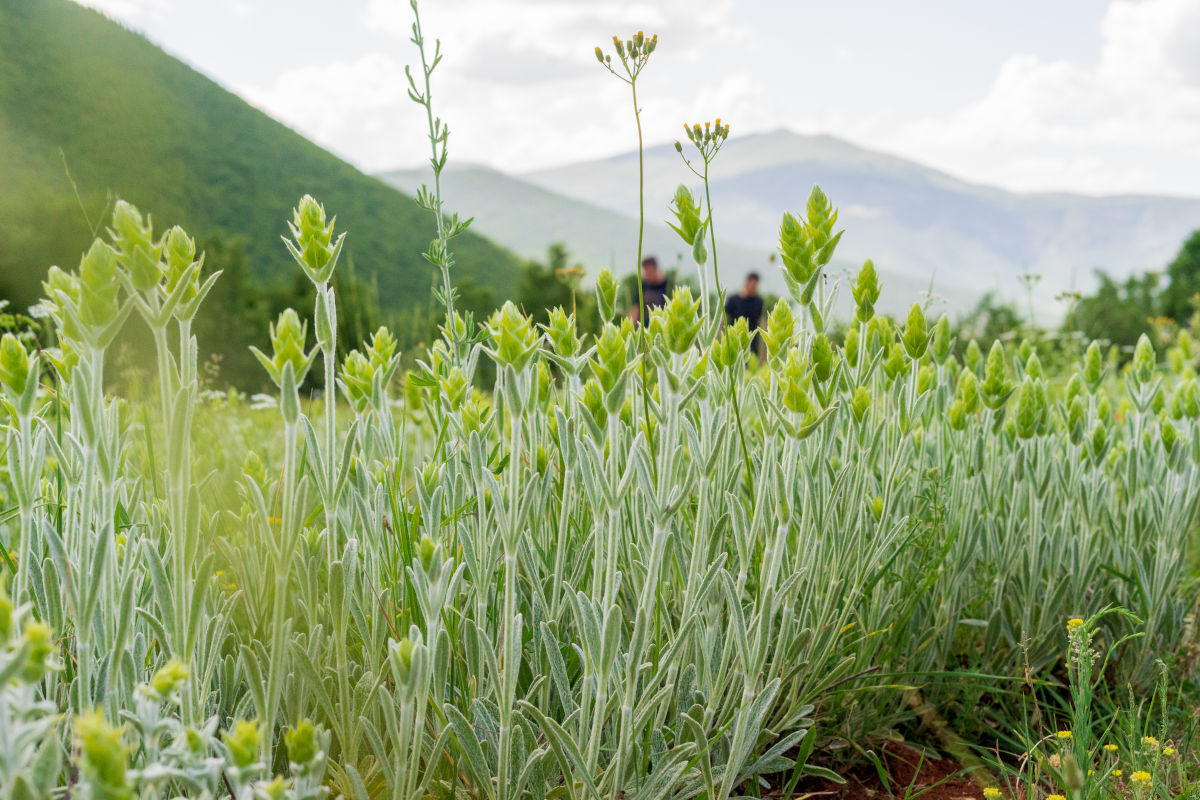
(0, 0, 521, 313)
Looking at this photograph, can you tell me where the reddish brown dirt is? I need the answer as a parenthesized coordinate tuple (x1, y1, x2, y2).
(781, 743, 986, 800)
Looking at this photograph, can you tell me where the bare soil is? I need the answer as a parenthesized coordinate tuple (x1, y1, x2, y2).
(782, 742, 986, 800)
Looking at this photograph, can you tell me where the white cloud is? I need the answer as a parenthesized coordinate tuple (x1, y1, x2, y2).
(874, 0, 1200, 195)
(240, 0, 763, 173)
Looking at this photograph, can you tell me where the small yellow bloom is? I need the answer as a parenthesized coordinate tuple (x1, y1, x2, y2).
(1047, 795, 1066, 800)
(1066, 617, 1084, 632)
(1131, 770, 1151, 784)
(1142, 735, 1160, 751)
(983, 789, 1001, 799)
(1055, 730, 1073, 740)
(1163, 746, 1176, 756)
(1113, 769, 1123, 777)
(1103, 743, 1118, 752)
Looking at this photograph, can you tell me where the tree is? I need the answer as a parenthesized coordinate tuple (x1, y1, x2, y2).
(1160, 230, 1200, 324)
(1063, 270, 1158, 348)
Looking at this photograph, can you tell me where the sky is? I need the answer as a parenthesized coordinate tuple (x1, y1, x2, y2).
(77, 0, 1200, 197)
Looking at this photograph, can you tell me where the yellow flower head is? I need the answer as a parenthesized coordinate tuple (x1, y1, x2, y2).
(983, 789, 1002, 799)
(1103, 743, 1118, 752)
(1131, 770, 1151, 784)
(1163, 746, 1176, 756)
(1113, 769, 1123, 777)
(1047, 795, 1066, 800)
(1142, 735, 1160, 751)
(1055, 730, 1073, 740)
(1066, 617, 1084, 632)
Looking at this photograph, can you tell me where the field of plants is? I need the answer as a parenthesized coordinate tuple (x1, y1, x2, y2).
(4, 7, 1200, 800)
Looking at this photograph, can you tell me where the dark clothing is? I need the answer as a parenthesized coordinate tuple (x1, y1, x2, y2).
(640, 276, 669, 324)
(725, 292, 764, 356)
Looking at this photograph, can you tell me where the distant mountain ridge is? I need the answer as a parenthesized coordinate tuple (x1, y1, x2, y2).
(0, 0, 522, 310)
(519, 129, 1200, 316)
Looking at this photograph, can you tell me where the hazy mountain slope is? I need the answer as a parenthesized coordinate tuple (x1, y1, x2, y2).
(379, 164, 960, 313)
(523, 130, 1200, 315)
(0, 0, 522, 310)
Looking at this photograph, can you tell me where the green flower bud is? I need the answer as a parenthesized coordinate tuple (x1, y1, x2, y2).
(1161, 415, 1178, 454)
(253, 308, 314, 387)
(592, 323, 628, 395)
(1014, 378, 1040, 439)
(659, 287, 702, 354)
(21, 621, 54, 682)
(917, 363, 935, 395)
(1067, 395, 1086, 444)
(844, 325, 861, 369)
(1018, 338, 1034, 364)
(762, 299, 794, 363)
(163, 226, 200, 303)
(964, 339, 982, 373)
(366, 327, 398, 374)
(851, 260, 881, 323)
(958, 370, 980, 414)
(0, 333, 32, 399)
(580, 377, 607, 429)
(811, 333, 835, 383)
(713, 318, 750, 370)
(75, 709, 130, 800)
(1024, 351, 1043, 380)
(668, 185, 705, 250)
(243, 450, 267, 486)
(390, 637, 416, 685)
(1082, 341, 1103, 391)
(1184, 379, 1200, 419)
(930, 314, 952, 364)
(1089, 421, 1108, 461)
(901, 304, 929, 360)
(595, 269, 618, 322)
(779, 348, 814, 416)
(285, 195, 344, 286)
(980, 341, 1012, 410)
(109, 200, 162, 292)
(487, 301, 540, 370)
(1132, 333, 1156, 385)
(1097, 390, 1112, 422)
(778, 186, 842, 305)
(146, 657, 189, 702)
(882, 343, 908, 382)
(1065, 373, 1083, 405)
(78, 240, 121, 330)
(460, 393, 492, 435)
(256, 776, 291, 800)
(948, 400, 966, 431)
(223, 719, 264, 769)
(285, 720, 321, 767)
(340, 350, 373, 412)
(543, 307, 581, 358)
(850, 386, 870, 424)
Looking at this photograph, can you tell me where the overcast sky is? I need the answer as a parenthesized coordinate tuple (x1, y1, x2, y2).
(79, 0, 1200, 197)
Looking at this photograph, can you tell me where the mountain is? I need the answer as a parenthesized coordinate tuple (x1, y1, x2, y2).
(379, 164, 961, 314)
(0, 0, 522, 312)
(521, 130, 1200, 318)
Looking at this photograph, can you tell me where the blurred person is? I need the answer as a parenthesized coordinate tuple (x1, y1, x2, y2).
(630, 256, 668, 325)
(725, 271, 765, 358)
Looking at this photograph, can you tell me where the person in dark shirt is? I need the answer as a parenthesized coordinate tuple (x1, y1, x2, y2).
(725, 271, 765, 358)
(631, 256, 669, 325)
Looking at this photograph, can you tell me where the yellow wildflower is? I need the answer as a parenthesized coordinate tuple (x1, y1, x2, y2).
(983, 789, 1001, 799)
(1142, 735, 1160, 751)
(1066, 617, 1084, 632)
(1055, 730, 1073, 740)
(1103, 743, 1118, 752)
(1131, 770, 1151, 784)
(1047, 795, 1066, 800)
(1163, 746, 1176, 756)
(1113, 769, 1123, 777)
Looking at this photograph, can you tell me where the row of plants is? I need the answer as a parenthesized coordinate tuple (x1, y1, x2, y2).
(3, 6, 1200, 798)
